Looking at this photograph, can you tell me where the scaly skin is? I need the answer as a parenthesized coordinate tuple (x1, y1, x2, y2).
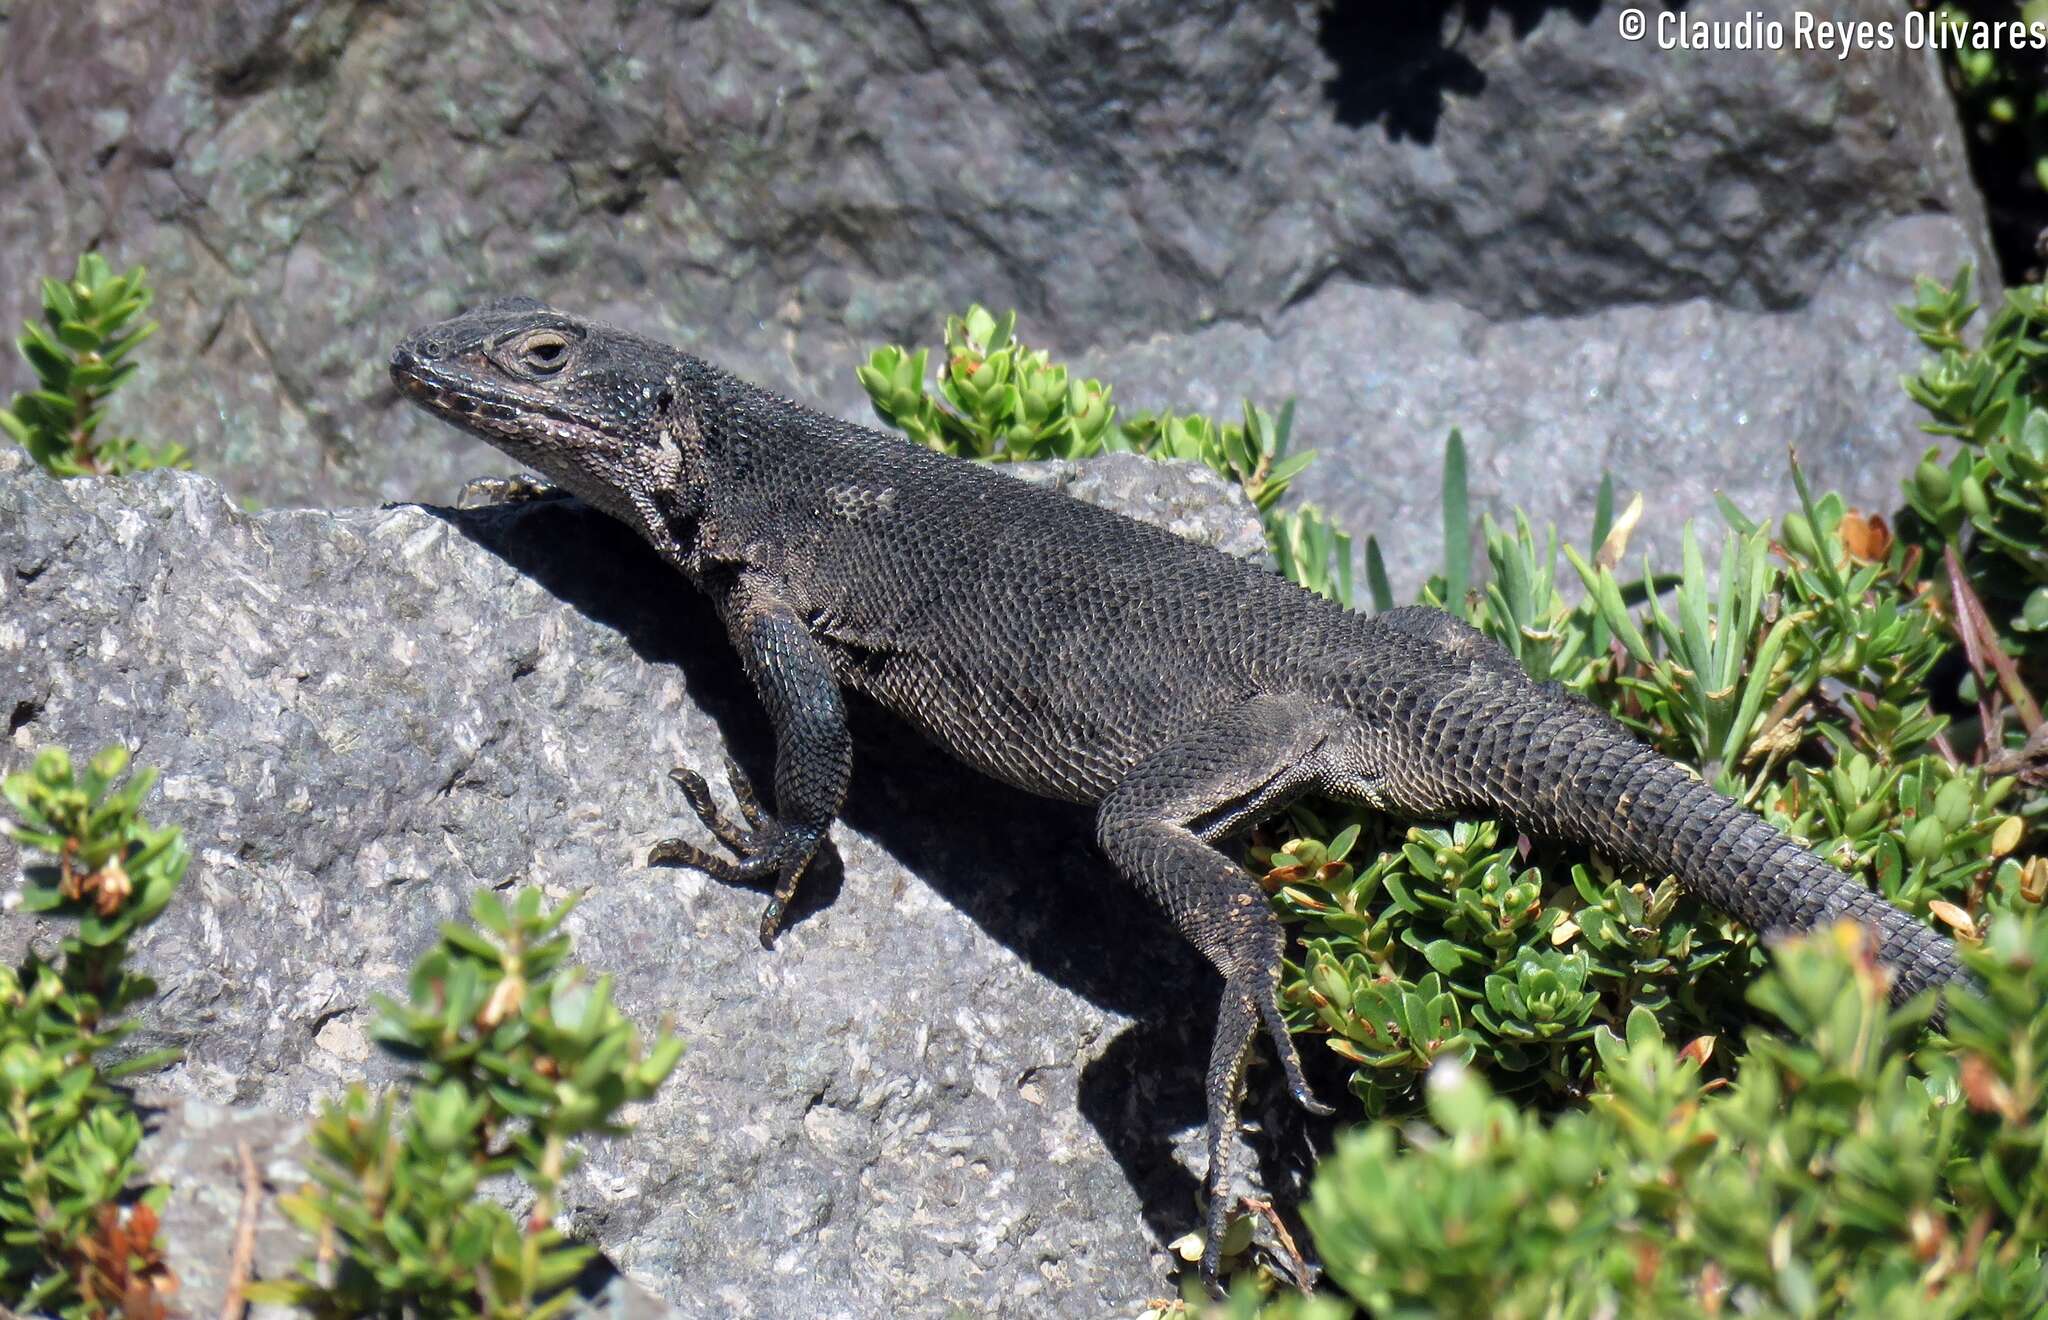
(390, 297, 1966, 1291)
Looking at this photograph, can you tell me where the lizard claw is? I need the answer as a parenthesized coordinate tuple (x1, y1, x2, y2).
(668, 764, 755, 851)
(1255, 974, 1333, 1117)
(652, 762, 821, 947)
(718, 753, 767, 830)
(1198, 1212, 1232, 1301)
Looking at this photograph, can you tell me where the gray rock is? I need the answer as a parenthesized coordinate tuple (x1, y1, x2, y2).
(1089, 211, 1977, 592)
(0, 0, 1995, 563)
(141, 1097, 309, 1318)
(0, 459, 1278, 1317)
(1008, 453, 1269, 562)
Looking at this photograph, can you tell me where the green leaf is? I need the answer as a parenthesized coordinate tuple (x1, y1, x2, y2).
(1364, 536, 1394, 612)
(1714, 491, 1759, 537)
(1590, 472, 1615, 553)
(1420, 938, 1466, 975)
(468, 888, 512, 938)
(1442, 428, 1470, 608)
(439, 921, 506, 965)
(1265, 449, 1316, 488)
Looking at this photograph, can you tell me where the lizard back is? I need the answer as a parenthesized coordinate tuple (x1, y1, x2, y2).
(673, 356, 1393, 801)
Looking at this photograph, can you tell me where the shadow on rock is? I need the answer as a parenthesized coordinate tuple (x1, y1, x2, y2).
(1319, 0, 1606, 141)
(1078, 1007, 1350, 1269)
(1077, 1011, 1209, 1244)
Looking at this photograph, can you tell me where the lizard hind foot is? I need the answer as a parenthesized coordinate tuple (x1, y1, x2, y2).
(1196, 976, 1331, 1295)
(667, 761, 762, 850)
(1197, 983, 1262, 1298)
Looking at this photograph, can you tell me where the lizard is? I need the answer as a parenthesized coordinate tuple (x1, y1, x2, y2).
(389, 296, 1969, 1291)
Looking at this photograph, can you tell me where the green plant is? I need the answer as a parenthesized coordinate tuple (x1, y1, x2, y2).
(1254, 444, 2021, 1131)
(1, 254, 182, 478)
(1898, 265, 2048, 729)
(1164, 260, 2048, 1307)
(251, 888, 684, 1319)
(1933, 2, 2048, 192)
(1, 746, 188, 1319)
(1247, 919, 2048, 1319)
(857, 305, 1355, 602)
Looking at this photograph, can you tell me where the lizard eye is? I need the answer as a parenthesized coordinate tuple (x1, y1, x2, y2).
(518, 331, 570, 374)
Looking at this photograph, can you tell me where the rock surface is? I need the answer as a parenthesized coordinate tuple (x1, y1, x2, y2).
(1087, 213, 1971, 589)
(1009, 453, 1270, 563)
(0, 454, 1284, 1317)
(0, 0, 1996, 591)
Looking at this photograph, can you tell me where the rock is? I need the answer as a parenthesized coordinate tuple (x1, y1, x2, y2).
(0, 0, 1995, 587)
(140, 1097, 312, 1319)
(1088, 211, 1975, 591)
(1009, 453, 1269, 562)
(0, 459, 1277, 1317)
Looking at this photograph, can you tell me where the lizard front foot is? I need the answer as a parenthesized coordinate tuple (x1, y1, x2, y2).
(456, 472, 565, 509)
(649, 756, 823, 947)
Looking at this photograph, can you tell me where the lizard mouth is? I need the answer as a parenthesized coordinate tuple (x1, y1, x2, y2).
(390, 347, 602, 446)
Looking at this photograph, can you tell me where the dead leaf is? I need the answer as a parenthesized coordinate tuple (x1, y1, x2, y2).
(1597, 492, 1646, 570)
(1838, 510, 1893, 564)
(1930, 900, 1979, 941)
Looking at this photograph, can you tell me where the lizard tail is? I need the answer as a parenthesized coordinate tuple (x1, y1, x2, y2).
(1399, 682, 1968, 1006)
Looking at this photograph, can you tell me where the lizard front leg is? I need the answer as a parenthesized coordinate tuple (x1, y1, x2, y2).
(651, 570, 852, 947)
(1094, 695, 1341, 1294)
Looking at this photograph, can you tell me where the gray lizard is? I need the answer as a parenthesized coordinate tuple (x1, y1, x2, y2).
(390, 297, 1967, 1289)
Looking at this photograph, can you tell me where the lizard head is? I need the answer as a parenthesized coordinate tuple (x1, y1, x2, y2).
(391, 297, 701, 554)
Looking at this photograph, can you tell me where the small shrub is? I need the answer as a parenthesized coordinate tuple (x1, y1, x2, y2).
(1276, 919, 2048, 1318)
(0, 746, 188, 1319)
(1898, 264, 2048, 704)
(250, 888, 684, 1319)
(1, 254, 182, 478)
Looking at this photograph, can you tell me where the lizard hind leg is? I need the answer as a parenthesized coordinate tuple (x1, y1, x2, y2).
(1200, 984, 1258, 1286)
(1093, 694, 1342, 1293)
